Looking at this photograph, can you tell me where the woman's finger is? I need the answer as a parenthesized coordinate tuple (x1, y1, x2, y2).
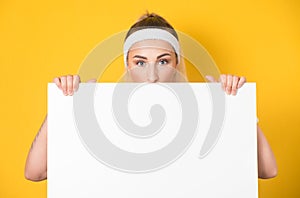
(231, 75, 239, 95)
(219, 74, 227, 91)
(60, 76, 67, 95)
(66, 75, 73, 95)
(237, 76, 247, 88)
(73, 75, 81, 92)
(225, 74, 233, 94)
(53, 77, 62, 90)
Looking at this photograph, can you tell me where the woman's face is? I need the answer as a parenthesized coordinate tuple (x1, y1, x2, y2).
(126, 39, 177, 82)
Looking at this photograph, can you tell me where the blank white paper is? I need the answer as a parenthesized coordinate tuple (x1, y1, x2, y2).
(48, 83, 258, 198)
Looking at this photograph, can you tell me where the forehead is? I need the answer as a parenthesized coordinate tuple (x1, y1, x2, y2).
(129, 39, 174, 53)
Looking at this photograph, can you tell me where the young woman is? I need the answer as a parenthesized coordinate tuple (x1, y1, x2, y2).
(25, 13, 277, 181)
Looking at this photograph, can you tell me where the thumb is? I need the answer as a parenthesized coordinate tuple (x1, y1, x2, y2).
(205, 75, 218, 82)
(87, 78, 97, 83)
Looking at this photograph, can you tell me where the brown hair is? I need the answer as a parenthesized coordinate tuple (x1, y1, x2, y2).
(125, 12, 179, 40)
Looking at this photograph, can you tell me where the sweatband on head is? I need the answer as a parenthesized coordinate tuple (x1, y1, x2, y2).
(123, 28, 180, 67)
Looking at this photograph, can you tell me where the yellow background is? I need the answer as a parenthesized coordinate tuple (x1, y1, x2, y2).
(0, 0, 299, 197)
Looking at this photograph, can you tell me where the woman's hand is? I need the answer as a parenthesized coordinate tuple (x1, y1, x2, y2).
(205, 74, 246, 95)
(53, 75, 97, 96)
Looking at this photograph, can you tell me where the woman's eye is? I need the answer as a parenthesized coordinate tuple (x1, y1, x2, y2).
(136, 61, 146, 66)
(159, 59, 169, 65)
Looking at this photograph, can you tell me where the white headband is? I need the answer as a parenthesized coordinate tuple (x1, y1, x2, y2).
(123, 28, 180, 67)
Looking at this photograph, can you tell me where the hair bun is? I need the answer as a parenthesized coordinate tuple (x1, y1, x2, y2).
(137, 11, 158, 22)
(125, 12, 178, 40)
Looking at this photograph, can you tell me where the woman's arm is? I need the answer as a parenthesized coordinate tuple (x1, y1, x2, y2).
(257, 124, 277, 179)
(206, 74, 278, 179)
(24, 115, 48, 181)
(24, 75, 96, 182)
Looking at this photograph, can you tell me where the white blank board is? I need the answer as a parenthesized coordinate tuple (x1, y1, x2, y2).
(48, 83, 258, 198)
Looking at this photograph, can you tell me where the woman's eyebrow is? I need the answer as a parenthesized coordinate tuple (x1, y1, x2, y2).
(132, 53, 171, 60)
(157, 53, 171, 59)
(133, 55, 147, 60)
